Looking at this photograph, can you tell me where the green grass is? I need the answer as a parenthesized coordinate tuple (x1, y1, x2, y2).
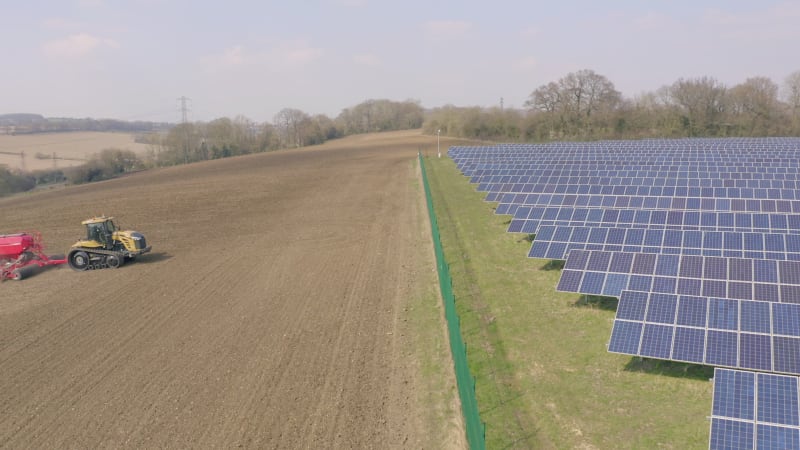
(424, 155, 712, 449)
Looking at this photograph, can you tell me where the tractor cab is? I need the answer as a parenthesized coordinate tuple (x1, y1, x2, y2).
(83, 217, 117, 249)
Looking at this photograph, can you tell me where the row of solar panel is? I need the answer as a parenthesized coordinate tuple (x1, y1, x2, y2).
(474, 177, 800, 191)
(466, 169, 800, 180)
(469, 168, 800, 182)
(506, 207, 800, 232)
(556, 250, 800, 302)
(492, 193, 800, 213)
(479, 178, 800, 193)
(454, 152, 800, 161)
(470, 162, 800, 172)
(455, 154, 800, 164)
(454, 148, 800, 156)
(454, 148, 800, 155)
(470, 164, 800, 174)
(463, 161, 800, 171)
(464, 155, 800, 163)
(453, 148, 800, 159)
(450, 138, 800, 154)
(529, 226, 800, 261)
(452, 139, 800, 150)
(455, 154, 800, 167)
(608, 291, 800, 374)
(511, 219, 800, 237)
(469, 163, 800, 173)
(483, 185, 800, 198)
(472, 164, 800, 177)
(458, 151, 800, 158)
(455, 155, 800, 164)
(484, 185, 800, 201)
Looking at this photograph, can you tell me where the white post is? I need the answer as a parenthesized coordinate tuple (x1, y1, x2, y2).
(437, 129, 441, 158)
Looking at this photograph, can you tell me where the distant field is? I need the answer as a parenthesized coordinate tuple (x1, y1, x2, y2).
(0, 132, 152, 172)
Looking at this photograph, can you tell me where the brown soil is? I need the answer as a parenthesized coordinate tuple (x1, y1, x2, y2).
(0, 130, 465, 448)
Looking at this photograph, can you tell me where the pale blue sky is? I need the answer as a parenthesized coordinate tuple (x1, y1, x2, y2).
(2, 0, 798, 123)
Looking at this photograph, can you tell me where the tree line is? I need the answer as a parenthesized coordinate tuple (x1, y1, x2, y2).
(147, 98, 424, 166)
(0, 114, 169, 135)
(0, 99, 424, 195)
(3, 71, 800, 197)
(424, 69, 800, 141)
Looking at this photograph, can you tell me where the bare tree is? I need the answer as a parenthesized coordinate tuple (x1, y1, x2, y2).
(668, 76, 727, 136)
(336, 99, 424, 134)
(273, 108, 310, 148)
(784, 71, 800, 111)
(784, 71, 800, 130)
(524, 69, 621, 137)
(728, 77, 780, 135)
(524, 82, 561, 113)
(561, 69, 621, 118)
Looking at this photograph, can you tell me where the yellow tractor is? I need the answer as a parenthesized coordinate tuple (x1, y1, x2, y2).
(67, 216, 151, 271)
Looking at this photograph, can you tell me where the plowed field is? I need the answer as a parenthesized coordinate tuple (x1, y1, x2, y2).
(0, 130, 464, 448)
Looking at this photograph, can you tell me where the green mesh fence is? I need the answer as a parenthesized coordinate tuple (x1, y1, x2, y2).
(418, 153, 486, 450)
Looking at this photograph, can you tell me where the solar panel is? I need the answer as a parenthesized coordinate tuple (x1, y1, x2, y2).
(608, 291, 800, 375)
(508, 207, 800, 236)
(711, 368, 800, 450)
(494, 193, 800, 213)
(528, 226, 800, 261)
(556, 250, 800, 302)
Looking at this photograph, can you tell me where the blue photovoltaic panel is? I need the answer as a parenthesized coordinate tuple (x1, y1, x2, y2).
(712, 368, 755, 421)
(740, 301, 771, 333)
(508, 208, 800, 237)
(608, 291, 800, 376)
(706, 330, 738, 367)
(676, 295, 707, 327)
(709, 419, 753, 450)
(449, 138, 800, 450)
(758, 371, 800, 426)
(556, 270, 583, 292)
(672, 327, 705, 363)
(639, 324, 673, 359)
(557, 250, 800, 303)
(607, 320, 643, 355)
(711, 368, 800, 450)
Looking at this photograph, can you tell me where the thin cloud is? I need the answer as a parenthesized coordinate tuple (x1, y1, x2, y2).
(222, 46, 246, 66)
(423, 20, 472, 39)
(203, 40, 323, 70)
(279, 41, 323, 65)
(353, 53, 380, 67)
(632, 12, 674, 31)
(702, 2, 800, 40)
(203, 45, 261, 68)
(42, 17, 83, 30)
(520, 26, 541, 39)
(77, 0, 105, 7)
(513, 56, 538, 70)
(42, 33, 119, 58)
(332, 0, 367, 6)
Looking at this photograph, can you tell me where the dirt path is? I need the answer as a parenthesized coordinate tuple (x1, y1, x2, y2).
(0, 130, 465, 448)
